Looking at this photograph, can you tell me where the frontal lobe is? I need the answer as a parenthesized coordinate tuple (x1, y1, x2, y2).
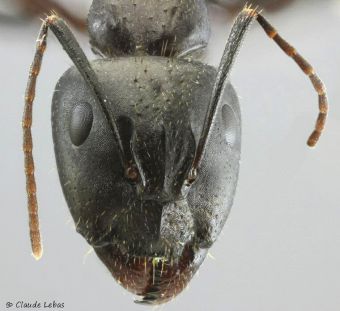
(88, 0, 210, 57)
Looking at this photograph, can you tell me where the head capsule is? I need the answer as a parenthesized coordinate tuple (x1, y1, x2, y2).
(87, 0, 210, 57)
(52, 55, 240, 304)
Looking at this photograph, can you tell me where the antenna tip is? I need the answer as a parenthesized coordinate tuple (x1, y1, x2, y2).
(32, 247, 43, 261)
(307, 131, 320, 148)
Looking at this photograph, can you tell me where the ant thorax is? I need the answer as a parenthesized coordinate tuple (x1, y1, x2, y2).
(87, 0, 210, 57)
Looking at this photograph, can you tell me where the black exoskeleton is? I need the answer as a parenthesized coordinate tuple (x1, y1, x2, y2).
(23, 0, 328, 305)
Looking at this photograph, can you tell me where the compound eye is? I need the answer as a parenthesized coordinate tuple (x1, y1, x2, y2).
(222, 104, 238, 148)
(69, 102, 94, 146)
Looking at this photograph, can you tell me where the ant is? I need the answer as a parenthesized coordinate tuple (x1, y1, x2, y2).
(23, 0, 327, 304)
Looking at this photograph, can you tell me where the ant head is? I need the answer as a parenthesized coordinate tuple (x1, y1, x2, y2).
(51, 50, 241, 302)
(87, 0, 210, 57)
